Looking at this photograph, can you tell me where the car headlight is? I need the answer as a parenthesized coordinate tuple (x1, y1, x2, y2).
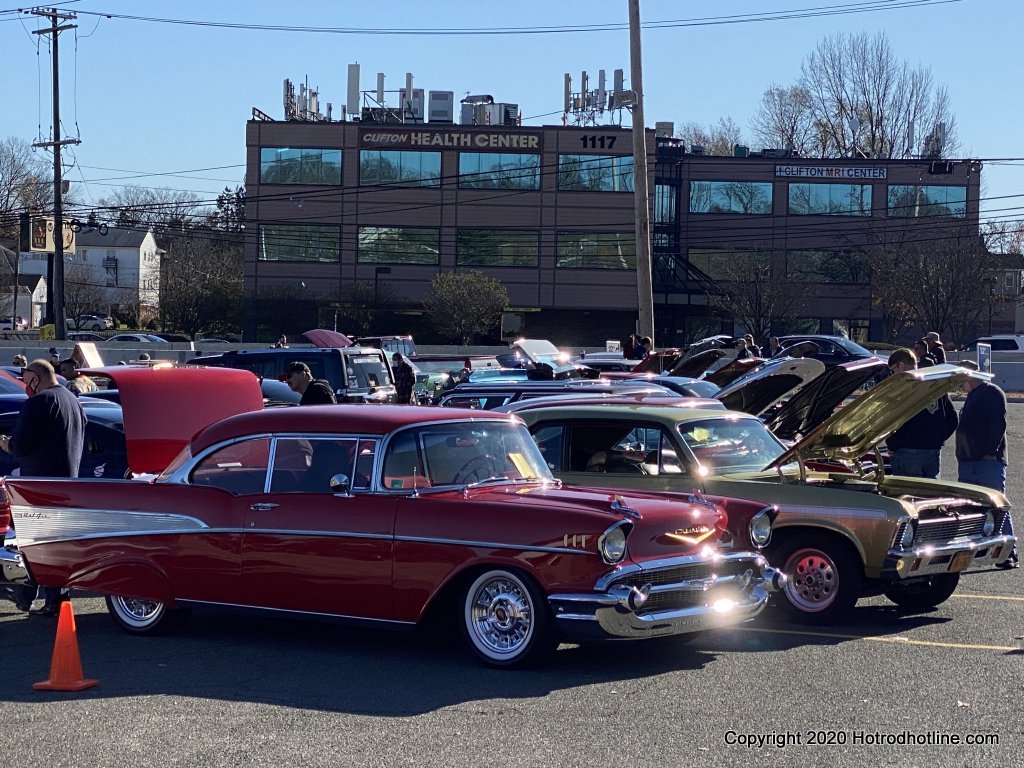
(598, 521, 632, 564)
(898, 521, 916, 549)
(982, 511, 996, 537)
(748, 508, 774, 547)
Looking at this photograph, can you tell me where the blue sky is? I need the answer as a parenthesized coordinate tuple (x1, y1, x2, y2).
(3, 0, 1021, 223)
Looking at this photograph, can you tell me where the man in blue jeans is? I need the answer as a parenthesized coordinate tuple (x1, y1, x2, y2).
(886, 348, 958, 480)
(956, 360, 1016, 568)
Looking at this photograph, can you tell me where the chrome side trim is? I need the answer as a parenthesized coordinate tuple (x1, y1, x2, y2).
(11, 505, 209, 547)
(173, 598, 415, 627)
(393, 534, 588, 555)
(778, 504, 889, 520)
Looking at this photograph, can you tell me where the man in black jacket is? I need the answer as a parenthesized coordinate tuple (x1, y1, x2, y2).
(955, 360, 1015, 567)
(886, 348, 957, 479)
(280, 361, 337, 405)
(0, 360, 87, 615)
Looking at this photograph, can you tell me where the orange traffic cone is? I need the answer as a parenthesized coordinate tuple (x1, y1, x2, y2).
(33, 601, 98, 692)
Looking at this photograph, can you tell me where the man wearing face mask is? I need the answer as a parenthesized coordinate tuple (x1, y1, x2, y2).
(0, 359, 87, 616)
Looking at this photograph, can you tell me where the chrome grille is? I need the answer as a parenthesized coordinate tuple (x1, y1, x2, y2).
(913, 509, 1005, 546)
(607, 558, 752, 590)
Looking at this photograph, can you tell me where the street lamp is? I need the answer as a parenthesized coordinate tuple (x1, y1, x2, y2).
(373, 266, 391, 305)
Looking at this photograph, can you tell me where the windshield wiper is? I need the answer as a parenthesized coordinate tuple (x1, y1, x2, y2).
(462, 476, 555, 492)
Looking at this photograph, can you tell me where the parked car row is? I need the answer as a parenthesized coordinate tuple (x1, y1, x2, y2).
(0, 341, 1015, 670)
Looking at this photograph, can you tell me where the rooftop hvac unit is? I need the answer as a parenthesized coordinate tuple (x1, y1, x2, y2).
(428, 91, 455, 123)
(733, 144, 749, 158)
(761, 148, 789, 158)
(654, 121, 674, 138)
(398, 88, 424, 122)
(690, 144, 705, 155)
(463, 102, 518, 126)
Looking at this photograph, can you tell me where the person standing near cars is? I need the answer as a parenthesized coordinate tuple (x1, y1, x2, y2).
(955, 359, 1016, 567)
(925, 331, 946, 364)
(0, 359, 87, 615)
(392, 352, 416, 404)
(885, 349, 957, 479)
(280, 361, 336, 405)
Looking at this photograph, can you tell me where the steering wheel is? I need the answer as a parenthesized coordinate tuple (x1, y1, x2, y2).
(453, 455, 499, 484)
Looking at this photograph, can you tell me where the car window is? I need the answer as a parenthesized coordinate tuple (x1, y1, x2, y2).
(531, 425, 564, 471)
(563, 422, 686, 476)
(270, 437, 373, 493)
(676, 418, 787, 474)
(347, 353, 392, 389)
(190, 438, 271, 495)
(383, 422, 549, 489)
(990, 339, 1018, 351)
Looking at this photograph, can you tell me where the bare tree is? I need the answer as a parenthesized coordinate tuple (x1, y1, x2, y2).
(93, 185, 207, 233)
(749, 84, 823, 155)
(424, 270, 508, 344)
(64, 263, 110, 325)
(675, 117, 744, 156)
(750, 32, 957, 159)
(865, 223, 1002, 345)
(161, 226, 243, 336)
(326, 280, 398, 336)
(704, 251, 809, 339)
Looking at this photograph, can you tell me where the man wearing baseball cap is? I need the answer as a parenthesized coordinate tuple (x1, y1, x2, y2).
(280, 361, 336, 405)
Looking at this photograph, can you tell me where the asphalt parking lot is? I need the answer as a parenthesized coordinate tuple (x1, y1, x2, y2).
(3, 403, 1021, 768)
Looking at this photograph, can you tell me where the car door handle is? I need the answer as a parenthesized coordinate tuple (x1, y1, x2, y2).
(249, 503, 279, 511)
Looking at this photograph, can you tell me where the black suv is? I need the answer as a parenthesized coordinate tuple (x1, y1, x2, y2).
(188, 347, 396, 403)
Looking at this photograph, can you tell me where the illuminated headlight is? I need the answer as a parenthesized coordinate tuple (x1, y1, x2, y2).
(598, 522, 631, 564)
(898, 521, 916, 550)
(366, 390, 390, 401)
(748, 508, 773, 548)
(982, 511, 996, 537)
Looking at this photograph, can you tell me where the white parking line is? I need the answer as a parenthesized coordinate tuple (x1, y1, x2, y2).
(731, 626, 1020, 652)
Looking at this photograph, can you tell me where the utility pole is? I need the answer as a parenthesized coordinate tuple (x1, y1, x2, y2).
(628, 0, 655, 347)
(31, 7, 79, 342)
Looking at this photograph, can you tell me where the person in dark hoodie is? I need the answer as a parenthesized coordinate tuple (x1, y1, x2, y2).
(956, 359, 1015, 568)
(885, 348, 957, 479)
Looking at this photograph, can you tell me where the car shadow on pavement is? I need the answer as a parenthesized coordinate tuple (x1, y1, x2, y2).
(694, 603, 952, 653)
(2, 608, 721, 714)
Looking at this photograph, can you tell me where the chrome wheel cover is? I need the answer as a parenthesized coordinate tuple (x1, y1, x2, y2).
(110, 596, 166, 629)
(465, 571, 535, 661)
(783, 548, 840, 613)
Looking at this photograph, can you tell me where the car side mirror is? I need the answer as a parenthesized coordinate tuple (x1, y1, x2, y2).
(329, 473, 351, 496)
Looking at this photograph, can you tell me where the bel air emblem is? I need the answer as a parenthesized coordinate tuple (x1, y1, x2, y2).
(663, 525, 715, 546)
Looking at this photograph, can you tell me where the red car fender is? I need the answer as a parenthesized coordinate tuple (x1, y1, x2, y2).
(65, 558, 176, 605)
(412, 553, 559, 624)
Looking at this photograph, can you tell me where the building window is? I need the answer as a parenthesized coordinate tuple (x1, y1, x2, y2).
(359, 150, 441, 187)
(688, 248, 771, 280)
(458, 153, 540, 189)
(786, 250, 870, 283)
(556, 232, 636, 269)
(887, 185, 967, 218)
(258, 224, 340, 262)
(557, 155, 634, 192)
(357, 226, 440, 265)
(456, 230, 539, 267)
(655, 184, 677, 223)
(788, 183, 872, 216)
(259, 148, 342, 185)
(689, 181, 773, 214)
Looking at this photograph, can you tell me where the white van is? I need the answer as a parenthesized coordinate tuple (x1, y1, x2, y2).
(962, 335, 1024, 352)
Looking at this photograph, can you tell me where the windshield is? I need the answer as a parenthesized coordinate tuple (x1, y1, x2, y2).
(348, 353, 393, 389)
(834, 338, 872, 356)
(382, 421, 553, 488)
(676, 416, 788, 474)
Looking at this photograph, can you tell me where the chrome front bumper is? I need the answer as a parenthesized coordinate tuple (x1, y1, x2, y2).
(549, 552, 782, 642)
(883, 534, 1017, 579)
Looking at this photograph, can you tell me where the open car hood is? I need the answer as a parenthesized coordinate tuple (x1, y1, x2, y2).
(667, 349, 728, 379)
(510, 338, 571, 366)
(765, 364, 990, 470)
(303, 329, 354, 348)
(766, 357, 887, 441)
(714, 358, 825, 416)
(703, 357, 764, 387)
(84, 366, 265, 475)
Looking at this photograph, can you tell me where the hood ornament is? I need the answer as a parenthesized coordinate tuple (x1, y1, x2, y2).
(610, 495, 641, 519)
